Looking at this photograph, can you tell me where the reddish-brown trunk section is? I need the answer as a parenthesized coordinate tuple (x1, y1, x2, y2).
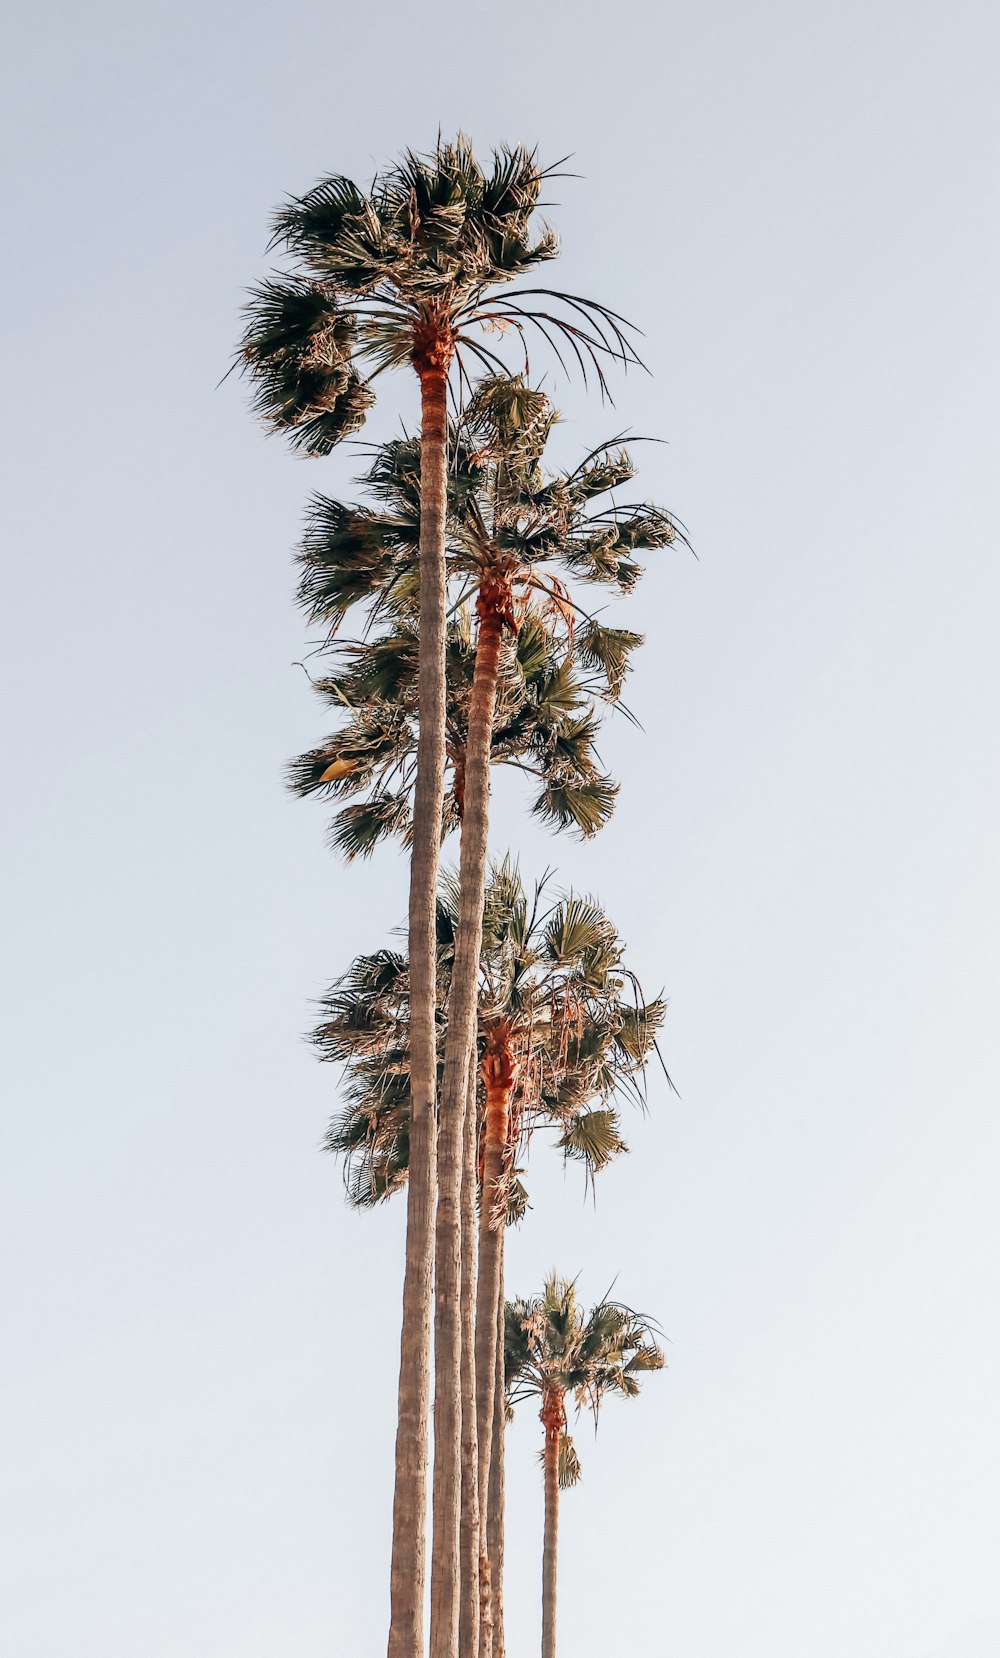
(475, 1030, 517, 1658)
(540, 1392, 565, 1658)
(485, 1247, 506, 1658)
(459, 1057, 481, 1658)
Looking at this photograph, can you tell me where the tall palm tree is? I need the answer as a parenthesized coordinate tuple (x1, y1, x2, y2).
(293, 387, 677, 1652)
(504, 1277, 665, 1658)
(241, 139, 640, 1658)
(311, 863, 665, 1656)
(294, 598, 628, 1658)
(487, 1289, 507, 1658)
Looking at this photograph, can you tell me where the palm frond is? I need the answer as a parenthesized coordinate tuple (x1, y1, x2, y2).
(575, 621, 643, 699)
(328, 792, 412, 859)
(557, 1108, 628, 1172)
(532, 774, 618, 838)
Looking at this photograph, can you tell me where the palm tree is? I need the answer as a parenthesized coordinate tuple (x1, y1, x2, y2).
(289, 382, 677, 1655)
(311, 862, 665, 1656)
(468, 865, 664, 1658)
(241, 138, 641, 1658)
(487, 1290, 507, 1658)
(504, 1276, 665, 1658)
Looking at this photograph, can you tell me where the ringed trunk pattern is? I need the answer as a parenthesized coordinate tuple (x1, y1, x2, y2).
(387, 347, 450, 1658)
(475, 1028, 517, 1658)
(459, 1058, 481, 1658)
(485, 1251, 506, 1658)
(430, 576, 508, 1658)
(540, 1391, 565, 1658)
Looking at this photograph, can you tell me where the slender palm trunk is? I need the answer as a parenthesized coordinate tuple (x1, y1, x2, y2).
(475, 1036, 516, 1658)
(540, 1394, 564, 1658)
(458, 1058, 481, 1657)
(430, 592, 505, 1658)
(486, 1254, 506, 1658)
(387, 353, 450, 1658)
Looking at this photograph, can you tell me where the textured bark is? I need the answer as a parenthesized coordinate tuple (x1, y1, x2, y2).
(475, 1039, 516, 1658)
(430, 593, 505, 1658)
(485, 1254, 506, 1658)
(540, 1395, 564, 1658)
(458, 1058, 480, 1658)
(386, 357, 450, 1658)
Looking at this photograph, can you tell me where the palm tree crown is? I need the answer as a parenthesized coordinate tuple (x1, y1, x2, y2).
(240, 139, 639, 454)
(504, 1274, 664, 1658)
(505, 1275, 665, 1439)
(311, 860, 665, 1210)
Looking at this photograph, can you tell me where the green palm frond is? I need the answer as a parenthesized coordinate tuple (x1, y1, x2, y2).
(239, 279, 375, 453)
(614, 996, 667, 1064)
(557, 1108, 628, 1172)
(269, 174, 369, 262)
(295, 496, 417, 625)
(543, 895, 615, 966)
(532, 774, 619, 840)
(575, 621, 643, 699)
(327, 792, 414, 860)
(526, 655, 586, 722)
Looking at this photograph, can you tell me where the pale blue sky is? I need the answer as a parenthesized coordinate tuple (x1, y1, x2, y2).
(2, 1, 998, 1655)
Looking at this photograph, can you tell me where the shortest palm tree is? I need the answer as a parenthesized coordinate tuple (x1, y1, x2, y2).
(505, 1275, 664, 1658)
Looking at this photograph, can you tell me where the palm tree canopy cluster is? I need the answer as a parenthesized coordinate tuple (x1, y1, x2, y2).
(240, 134, 680, 1658)
(286, 373, 681, 856)
(312, 862, 665, 1210)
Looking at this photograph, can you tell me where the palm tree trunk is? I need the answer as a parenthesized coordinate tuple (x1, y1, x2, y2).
(475, 1042, 516, 1658)
(540, 1396, 563, 1658)
(387, 353, 450, 1658)
(486, 1252, 506, 1658)
(430, 593, 505, 1658)
(459, 1057, 481, 1658)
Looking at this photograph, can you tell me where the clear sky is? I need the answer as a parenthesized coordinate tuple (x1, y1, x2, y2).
(2, 1, 998, 1655)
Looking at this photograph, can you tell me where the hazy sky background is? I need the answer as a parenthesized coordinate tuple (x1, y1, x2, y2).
(2, 1, 998, 1654)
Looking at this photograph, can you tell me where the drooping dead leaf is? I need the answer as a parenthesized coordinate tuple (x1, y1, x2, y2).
(319, 757, 358, 782)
